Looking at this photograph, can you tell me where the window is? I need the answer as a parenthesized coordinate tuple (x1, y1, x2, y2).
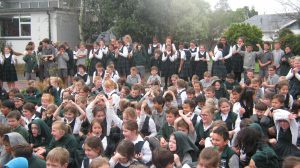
(0, 15, 31, 37)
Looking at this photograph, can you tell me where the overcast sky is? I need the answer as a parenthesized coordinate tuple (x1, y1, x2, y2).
(208, 0, 295, 14)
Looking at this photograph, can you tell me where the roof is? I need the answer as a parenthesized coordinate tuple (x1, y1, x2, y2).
(244, 13, 298, 32)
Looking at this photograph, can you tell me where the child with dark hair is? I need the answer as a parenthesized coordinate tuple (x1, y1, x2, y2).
(224, 73, 239, 91)
(28, 119, 52, 150)
(258, 42, 273, 78)
(211, 79, 229, 100)
(55, 44, 69, 85)
(210, 43, 227, 80)
(250, 100, 271, 136)
(233, 87, 255, 119)
(81, 136, 104, 168)
(6, 110, 29, 141)
(211, 126, 239, 168)
(23, 45, 38, 81)
(12, 144, 46, 168)
(197, 147, 220, 168)
(276, 80, 293, 109)
(75, 65, 90, 85)
(151, 148, 174, 168)
(151, 96, 166, 131)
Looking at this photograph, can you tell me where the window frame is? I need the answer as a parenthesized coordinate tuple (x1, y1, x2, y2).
(0, 15, 31, 38)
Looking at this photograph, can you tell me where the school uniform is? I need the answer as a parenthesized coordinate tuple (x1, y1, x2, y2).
(56, 52, 69, 78)
(280, 52, 293, 76)
(61, 117, 83, 135)
(89, 48, 103, 75)
(132, 135, 152, 165)
(12, 125, 29, 142)
(148, 43, 162, 55)
(1, 53, 17, 82)
(258, 50, 273, 78)
(41, 46, 57, 78)
(179, 49, 192, 79)
(211, 50, 227, 80)
(28, 119, 52, 148)
(231, 44, 245, 82)
(147, 75, 161, 85)
(157, 122, 175, 141)
(176, 88, 187, 109)
(138, 114, 157, 138)
(214, 111, 238, 131)
(66, 48, 75, 76)
(286, 69, 300, 99)
(214, 44, 232, 74)
(219, 145, 239, 168)
(150, 57, 161, 74)
(76, 49, 88, 66)
(109, 159, 139, 168)
(251, 143, 279, 168)
(283, 93, 293, 110)
(23, 54, 38, 80)
(75, 72, 90, 85)
(92, 70, 105, 83)
(126, 74, 141, 86)
(161, 51, 177, 77)
(193, 51, 209, 79)
(195, 120, 212, 151)
(116, 45, 130, 76)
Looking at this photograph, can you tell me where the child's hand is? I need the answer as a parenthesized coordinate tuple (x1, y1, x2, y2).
(199, 138, 205, 146)
(160, 137, 167, 148)
(288, 114, 297, 120)
(178, 110, 184, 116)
(293, 68, 299, 73)
(174, 154, 181, 167)
(269, 138, 277, 145)
(239, 107, 245, 115)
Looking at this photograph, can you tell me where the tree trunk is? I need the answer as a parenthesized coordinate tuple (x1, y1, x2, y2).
(79, 0, 85, 42)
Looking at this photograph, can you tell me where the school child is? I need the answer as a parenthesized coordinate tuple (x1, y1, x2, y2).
(162, 89, 178, 112)
(109, 139, 139, 168)
(126, 67, 142, 87)
(6, 110, 29, 141)
(258, 42, 273, 79)
(230, 37, 245, 82)
(2, 132, 29, 163)
(262, 65, 280, 91)
(169, 74, 179, 87)
(193, 45, 209, 80)
(280, 46, 294, 76)
(150, 49, 162, 73)
(204, 86, 218, 106)
(103, 79, 120, 111)
(81, 136, 104, 168)
(122, 120, 152, 165)
(132, 42, 147, 78)
(214, 98, 239, 137)
(23, 86, 41, 106)
(151, 96, 166, 132)
(75, 65, 90, 85)
(120, 86, 130, 99)
(232, 87, 255, 119)
(176, 79, 187, 108)
(55, 44, 69, 85)
(76, 43, 88, 66)
(91, 76, 103, 96)
(250, 100, 271, 136)
(115, 40, 130, 77)
(174, 109, 196, 143)
(88, 119, 107, 151)
(46, 147, 70, 168)
(42, 104, 57, 128)
(182, 99, 201, 126)
(178, 42, 192, 81)
(276, 80, 293, 109)
(186, 87, 196, 101)
(169, 131, 199, 167)
(210, 126, 239, 168)
(195, 106, 214, 151)
(0, 124, 12, 165)
(161, 44, 178, 88)
(13, 93, 25, 113)
(189, 40, 198, 67)
(192, 81, 203, 98)
(1, 46, 18, 89)
(286, 56, 300, 99)
(271, 94, 286, 111)
(106, 44, 116, 67)
(27, 118, 52, 153)
(211, 79, 229, 100)
(229, 85, 242, 105)
(250, 78, 264, 99)
(194, 94, 206, 115)
(92, 63, 105, 83)
(210, 43, 227, 80)
(49, 76, 64, 102)
(23, 45, 38, 81)
(200, 71, 212, 89)
(89, 42, 103, 76)
(136, 101, 157, 138)
(272, 109, 299, 164)
(243, 69, 255, 87)
(22, 102, 40, 128)
(157, 107, 178, 148)
(151, 148, 174, 168)
(236, 125, 279, 168)
(214, 37, 232, 74)
(104, 64, 120, 83)
(197, 147, 220, 168)
(224, 74, 239, 92)
(148, 36, 162, 56)
(89, 157, 110, 168)
(147, 66, 161, 86)
(99, 39, 108, 65)
(53, 100, 85, 135)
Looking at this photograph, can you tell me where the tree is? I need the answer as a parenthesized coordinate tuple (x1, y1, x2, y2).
(223, 23, 263, 45)
(279, 29, 300, 54)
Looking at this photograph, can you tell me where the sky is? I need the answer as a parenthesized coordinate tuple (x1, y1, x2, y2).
(208, 0, 295, 14)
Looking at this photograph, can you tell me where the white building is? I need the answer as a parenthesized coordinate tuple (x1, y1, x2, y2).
(244, 13, 300, 41)
(0, 0, 80, 63)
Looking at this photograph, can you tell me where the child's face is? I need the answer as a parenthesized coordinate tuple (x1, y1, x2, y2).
(251, 83, 260, 90)
(0, 107, 10, 116)
(294, 60, 300, 69)
(226, 78, 234, 84)
(211, 132, 227, 151)
(214, 82, 221, 90)
(46, 160, 67, 168)
(96, 67, 103, 72)
(78, 67, 85, 74)
(122, 127, 136, 141)
(14, 99, 23, 109)
(199, 46, 205, 52)
(79, 45, 85, 50)
(130, 89, 140, 98)
(193, 83, 201, 92)
(230, 91, 240, 103)
(84, 145, 100, 159)
(153, 102, 161, 110)
(190, 43, 196, 48)
(187, 93, 194, 100)
(31, 123, 39, 137)
(278, 120, 290, 130)
(182, 104, 192, 114)
(94, 111, 106, 122)
(94, 79, 102, 87)
(271, 99, 283, 109)
(201, 109, 213, 124)
(168, 135, 177, 152)
(246, 46, 253, 52)
(166, 46, 172, 52)
(120, 89, 128, 98)
(220, 102, 230, 114)
(166, 113, 176, 125)
(130, 70, 137, 75)
(64, 111, 75, 122)
(171, 77, 177, 85)
(7, 118, 19, 128)
(166, 39, 172, 45)
(23, 109, 33, 119)
(255, 109, 264, 118)
(93, 44, 99, 49)
(177, 126, 189, 134)
(205, 91, 214, 98)
(263, 44, 270, 50)
(279, 85, 289, 95)
(262, 98, 271, 107)
(4, 47, 10, 54)
(285, 47, 291, 53)
(247, 72, 254, 79)
(268, 68, 275, 75)
(41, 96, 50, 108)
(151, 69, 157, 75)
(92, 122, 102, 136)
(51, 126, 64, 140)
(122, 114, 134, 123)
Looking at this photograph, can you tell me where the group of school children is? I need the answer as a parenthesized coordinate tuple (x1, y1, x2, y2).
(0, 34, 300, 168)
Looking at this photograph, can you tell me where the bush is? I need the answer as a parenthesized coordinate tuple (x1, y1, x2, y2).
(279, 29, 300, 55)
